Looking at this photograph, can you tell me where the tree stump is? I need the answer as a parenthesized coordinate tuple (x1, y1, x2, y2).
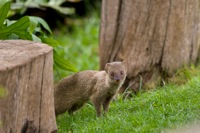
(0, 40, 57, 133)
(99, 0, 200, 92)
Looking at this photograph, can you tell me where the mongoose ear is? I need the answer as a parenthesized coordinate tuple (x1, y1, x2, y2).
(122, 61, 128, 72)
(105, 63, 110, 73)
(122, 60, 127, 67)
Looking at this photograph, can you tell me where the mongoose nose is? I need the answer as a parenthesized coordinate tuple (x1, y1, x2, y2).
(115, 79, 120, 82)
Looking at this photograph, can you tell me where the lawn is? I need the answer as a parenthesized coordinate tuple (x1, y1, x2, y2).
(56, 77, 200, 132)
(54, 14, 200, 133)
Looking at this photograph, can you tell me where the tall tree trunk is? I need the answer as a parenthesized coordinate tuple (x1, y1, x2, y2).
(0, 40, 57, 133)
(99, 0, 200, 92)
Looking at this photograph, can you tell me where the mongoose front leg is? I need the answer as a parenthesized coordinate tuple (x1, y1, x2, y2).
(103, 96, 113, 113)
(91, 97, 102, 117)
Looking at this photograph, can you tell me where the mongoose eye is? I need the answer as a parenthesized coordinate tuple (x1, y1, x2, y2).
(120, 71, 124, 75)
(110, 72, 114, 76)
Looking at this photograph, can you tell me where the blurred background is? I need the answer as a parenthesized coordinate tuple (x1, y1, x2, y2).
(6, 0, 102, 81)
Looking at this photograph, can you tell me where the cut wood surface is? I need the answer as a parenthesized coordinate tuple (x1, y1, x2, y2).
(0, 40, 57, 133)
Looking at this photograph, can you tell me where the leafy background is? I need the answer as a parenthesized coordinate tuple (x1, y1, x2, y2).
(0, 1, 80, 76)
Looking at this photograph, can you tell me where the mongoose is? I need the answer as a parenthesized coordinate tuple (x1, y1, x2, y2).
(54, 61, 127, 117)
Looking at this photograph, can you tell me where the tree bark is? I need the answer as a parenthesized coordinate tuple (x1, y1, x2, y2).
(99, 0, 200, 92)
(0, 40, 57, 133)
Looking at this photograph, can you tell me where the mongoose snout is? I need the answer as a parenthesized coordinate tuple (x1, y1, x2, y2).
(110, 71, 124, 82)
(54, 61, 127, 117)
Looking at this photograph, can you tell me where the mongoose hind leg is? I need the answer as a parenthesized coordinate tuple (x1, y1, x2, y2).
(68, 102, 85, 115)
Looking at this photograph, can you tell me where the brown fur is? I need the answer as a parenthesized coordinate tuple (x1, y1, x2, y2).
(54, 61, 127, 117)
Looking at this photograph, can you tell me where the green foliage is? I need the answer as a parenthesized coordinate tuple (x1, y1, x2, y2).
(54, 50, 78, 72)
(57, 75, 200, 132)
(167, 64, 200, 85)
(54, 15, 99, 81)
(0, 1, 77, 72)
(10, 0, 75, 15)
(1, 16, 31, 40)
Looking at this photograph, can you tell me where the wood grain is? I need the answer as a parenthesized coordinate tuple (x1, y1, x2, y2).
(0, 40, 57, 133)
(99, 0, 200, 92)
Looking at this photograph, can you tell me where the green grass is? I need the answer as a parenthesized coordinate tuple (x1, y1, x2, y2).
(56, 76, 200, 132)
(54, 14, 200, 132)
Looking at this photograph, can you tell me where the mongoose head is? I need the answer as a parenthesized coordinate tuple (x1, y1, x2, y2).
(105, 61, 127, 84)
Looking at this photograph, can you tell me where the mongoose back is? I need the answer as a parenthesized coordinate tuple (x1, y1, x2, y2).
(54, 61, 127, 117)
